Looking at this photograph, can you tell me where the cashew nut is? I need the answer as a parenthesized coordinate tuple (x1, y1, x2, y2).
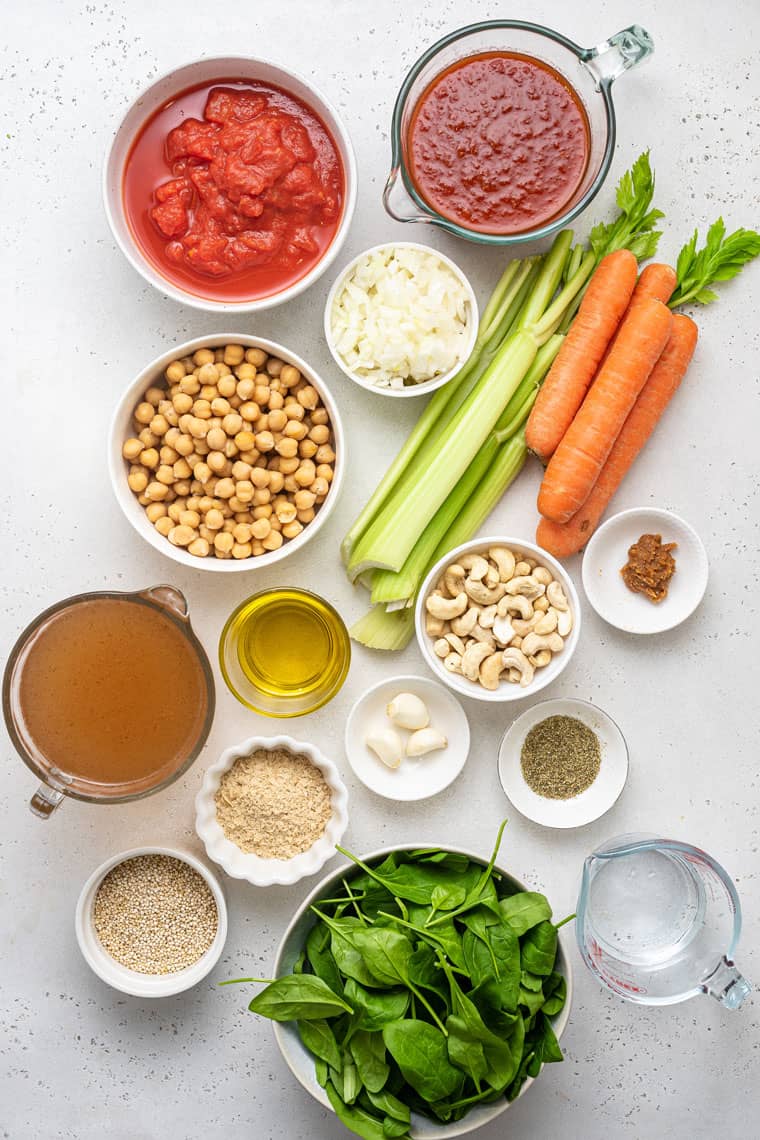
(514, 560, 531, 577)
(465, 578, 505, 605)
(425, 612, 445, 637)
(460, 553, 489, 579)
(501, 647, 535, 688)
(511, 619, 533, 637)
(532, 565, 553, 586)
(478, 604, 497, 629)
(505, 576, 545, 601)
(461, 641, 494, 681)
(510, 635, 523, 649)
(546, 580, 569, 611)
(479, 652, 505, 691)
(533, 595, 550, 613)
(498, 594, 533, 620)
(507, 667, 522, 684)
(433, 638, 450, 658)
(470, 623, 496, 647)
(489, 547, 516, 582)
(532, 608, 558, 636)
(521, 631, 564, 658)
(450, 606, 480, 637)
(531, 648, 553, 668)
(443, 563, 466, 598)
(492, 615, 515, 646)
(426, 591, 468, 620)
(443, 652, 463, 674)
(444, 631, 466, 655)
(484, 563, 500, 588)
(556, 607, 573, 637)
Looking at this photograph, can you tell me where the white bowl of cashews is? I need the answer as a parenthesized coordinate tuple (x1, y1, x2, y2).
(415, 536, 581, 702)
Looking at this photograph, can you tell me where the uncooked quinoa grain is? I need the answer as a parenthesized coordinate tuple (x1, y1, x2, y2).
(93, 854, 218, 974)
(215, 748, 332, 859)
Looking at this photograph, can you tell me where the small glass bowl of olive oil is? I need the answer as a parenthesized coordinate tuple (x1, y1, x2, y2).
(219, 588, 351, 717)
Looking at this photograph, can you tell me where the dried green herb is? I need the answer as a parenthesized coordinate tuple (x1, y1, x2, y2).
(520, 716, 601, 799)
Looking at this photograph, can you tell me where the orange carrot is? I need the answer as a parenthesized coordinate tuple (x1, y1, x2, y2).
(629, 262, 678, 307)
(526, 249, 638, 461)
(537, 296, 673, 524)
(536, 313, 698, 557)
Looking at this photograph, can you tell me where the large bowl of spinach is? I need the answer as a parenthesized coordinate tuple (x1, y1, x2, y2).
(243, 823, 572, 1138)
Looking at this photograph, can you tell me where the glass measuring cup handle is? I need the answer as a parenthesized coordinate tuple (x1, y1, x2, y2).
(582, 25, 655, 86)
(382, 167, 433, 225)
(702, 956, 752, 1010)
(30, 782, 65, 819)
(137, 584, 190, 621)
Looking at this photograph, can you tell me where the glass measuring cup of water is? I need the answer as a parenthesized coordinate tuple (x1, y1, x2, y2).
(576, 835, 751, 1008)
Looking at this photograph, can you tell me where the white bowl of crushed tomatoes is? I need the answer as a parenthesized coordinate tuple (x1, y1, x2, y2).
(104, 57, 357, 312)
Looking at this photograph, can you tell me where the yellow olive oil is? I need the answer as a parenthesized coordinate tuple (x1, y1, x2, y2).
(219, 589, 351, 716)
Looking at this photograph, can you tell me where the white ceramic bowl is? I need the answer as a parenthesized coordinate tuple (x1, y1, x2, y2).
(271, 843, 573, 1137)
(324, 241, 478, 397)
(582, 507, 709, 634)
(75, 846, 227, 997)
(103, 56, 357, 312)
(344, 673, 470, 801)
(195, 734, 349, 886)
(109, 333, 345, 573)
(415, 536, 582, 703)
(498, 697, 629, 829)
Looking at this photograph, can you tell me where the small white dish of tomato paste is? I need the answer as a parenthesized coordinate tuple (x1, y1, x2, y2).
(582, 507, 709, 634)
(103, 56, 357, 312)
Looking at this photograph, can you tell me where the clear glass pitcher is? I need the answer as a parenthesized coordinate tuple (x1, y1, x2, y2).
(384, 19, 654, 245)
(576, 835, 751, 1008)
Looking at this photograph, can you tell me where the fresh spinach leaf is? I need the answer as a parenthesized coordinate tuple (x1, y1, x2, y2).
(297, 1019, 342, 1071)
(383, 1020, 462, 1103)
(364, 1088, 410, 1125)
(542, 973, 567, 1017)
(520, 920, 557, 977)
(344, 979, 410, 1031)
(349, 1030, 390, 1093)
(325, 1079, 396, 1140)
(499, 892, 552, 936)
(306, 922, 345, 996)
(248, 974, 352, 1021)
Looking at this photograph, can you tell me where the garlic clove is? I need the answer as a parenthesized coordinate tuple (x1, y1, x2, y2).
(405, 727, 448, 757)
(366, 728, 405, 769)
(386, 692, 430, 731)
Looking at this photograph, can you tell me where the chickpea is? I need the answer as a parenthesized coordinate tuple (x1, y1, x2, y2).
(188, 537, 210, 558)
(205, 426, 226, 452)
(262, 530, 284, 551)
(200, 385, 218, 401)
(155, 516, 173, 537)
(128, 469, 149, 493)
(277, 456, 300, 475)
(269, 516, 282, 532)
(166, 360, 186, 384)
(165, 409, 180, 427)
(198, 525, 214, 543)
(188, 417, 208, 440)
(284, 420, 308, 441)
(134, 401, 154, 425)
(210, 397, 231, 417)
(222, 517, 236, 531)
(316, 444, 336, 464)
(156, 464, 175, 486)
(309, 423, 330, 445)
(232, 523, 252, 544)
(193, 399, 212, 420)
(150, 414, 169, 437)
(242, 347, 265, 367)
(186, 496, 201, 512)
(214, 531, 235, 556)
(138, 428, 158, 448)
(193, 348, 214, 367)
(228, 395, 242, 410)
(173, 458, 192, 480)
(194, 439, 210, 456)
(175, 434, 194, 457)
(294, 489, 316, 511)
(164, 426, 181, 447)
(268, 389, 284, 411)
(223, 344, 245, 366)
(311, 476, 330, 498)
(254, 383, 270, 405)
(299, 439, 318, 459)
(139, 447, 159, 470)
(316, 464, 334, 483)
(198, 362, 219, 385)
(205, 508, 224, 531)
(273, 435, 296, 458)
(239, 449, 259, 465)
(222, 413, 243, 436)
(207, 451, 227, 474)
(256, 413, 269, 433)
(236, 377, 256, 401)
(235, 480, 254, 503)
(294, 460, 316, 487)
(252, 487, 271, 506)
(222, 440, 237, 461)
(267, 408, 287, 433)
(179, 375, 201, 396)
(284, 402, 305, 422)
(236, 362, 257, 381)
(230, 541, 250, 559)
(310, 408, 329, 426)
(283, 475, 298, 494)
(215, 477, 235, 499)
(192, 462, 211, 485)
(161, 445, 179, 465)
(252, 504, 273, 520)
(296, 384, 319, 410)
(248, 467, 269, 489)
(278, 364, 299, 387)
(297, 507, 316, 524)
(282, 520, 304, 540)
(276, 501, 298, 525)
(168, 502, 184, 523)
(180, 510, 200, 529)
(232, 430, 254, 453)
(251, 517, 271, 540)
(217, 374, 237, 398)
(231, 460, 252, 481)
(168, 524, 195, 547)
(174, 480, 191, 497)
(268, 471, 285, 494)
(122, 438, 144, 462)
(255, 430, 275, 452)
(239, 401, 260, 423)
(145, 481, 169, 501)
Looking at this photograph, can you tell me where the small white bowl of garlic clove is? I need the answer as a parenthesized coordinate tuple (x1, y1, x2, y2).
(344, 674, 470, 801)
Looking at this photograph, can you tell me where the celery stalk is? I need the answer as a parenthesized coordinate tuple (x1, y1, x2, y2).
(349, 604, 416, 651)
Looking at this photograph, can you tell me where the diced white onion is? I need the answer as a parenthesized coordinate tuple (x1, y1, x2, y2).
(330, 247, 471, 388)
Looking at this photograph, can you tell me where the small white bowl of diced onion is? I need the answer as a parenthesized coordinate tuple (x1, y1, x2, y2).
(324, 241, 478, 397)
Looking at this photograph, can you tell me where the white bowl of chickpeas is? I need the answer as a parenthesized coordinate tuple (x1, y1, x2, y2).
(109, 335, 343, 570)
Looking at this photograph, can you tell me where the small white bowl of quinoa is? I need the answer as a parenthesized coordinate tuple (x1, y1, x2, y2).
(195, 735, 349, 887)
(75, 846, 227, 997)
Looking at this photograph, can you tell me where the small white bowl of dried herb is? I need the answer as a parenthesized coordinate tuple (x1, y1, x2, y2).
(75, 847, 227, 997)
(497, 698, 629, 829)
(195, 735, 349, 886)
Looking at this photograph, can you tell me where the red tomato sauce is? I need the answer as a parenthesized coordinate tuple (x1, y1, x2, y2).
(407, 52, 589, 235)
(123, 80, 344, 301)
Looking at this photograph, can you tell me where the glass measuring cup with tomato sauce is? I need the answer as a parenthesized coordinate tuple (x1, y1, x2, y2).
(384, 20, 653, 244)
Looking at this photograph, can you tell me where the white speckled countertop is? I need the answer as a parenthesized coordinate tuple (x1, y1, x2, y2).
(2, 2, 759, 1137)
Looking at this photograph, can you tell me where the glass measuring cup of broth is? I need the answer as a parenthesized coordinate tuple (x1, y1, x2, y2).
(3, 585, 214, 818)
(383, 20, 654, 244)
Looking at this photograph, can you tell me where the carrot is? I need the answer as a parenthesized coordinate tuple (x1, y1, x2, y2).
(525, 249, 638, 461)
(629, 262, 678, 307)
(536, 313, 698, 557)
(537, 296, 673, 524)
